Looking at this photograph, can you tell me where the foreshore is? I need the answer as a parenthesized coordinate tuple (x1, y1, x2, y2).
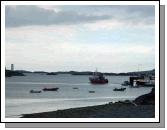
(22, 88, 155, 118)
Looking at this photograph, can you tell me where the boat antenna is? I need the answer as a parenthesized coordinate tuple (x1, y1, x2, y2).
(95, 68, 98, 73)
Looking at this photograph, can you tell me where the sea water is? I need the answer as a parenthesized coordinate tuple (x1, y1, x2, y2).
(5, 73, 153, 118)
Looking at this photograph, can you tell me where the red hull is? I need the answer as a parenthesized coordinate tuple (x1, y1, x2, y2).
(89, 79, 108, 84)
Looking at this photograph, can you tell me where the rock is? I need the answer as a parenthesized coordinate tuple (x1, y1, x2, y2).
(134, 88, 155, 105)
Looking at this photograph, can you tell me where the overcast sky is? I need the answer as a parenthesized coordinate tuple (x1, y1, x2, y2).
(5, 5, 155, 73)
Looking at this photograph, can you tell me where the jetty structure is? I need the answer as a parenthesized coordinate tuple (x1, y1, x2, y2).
(129, 75, 155, 87)
(122, 75, 155, 87)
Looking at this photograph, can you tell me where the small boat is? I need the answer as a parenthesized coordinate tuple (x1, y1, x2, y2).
(121, 81, 130, 86)
(89, 91, 95, 93)
(89, 69, 108, 84)
(113, 88, 126, 91)
(43, 87, 59, 91)
(73, 87, 79, 89)
(30, 90, 41, 93)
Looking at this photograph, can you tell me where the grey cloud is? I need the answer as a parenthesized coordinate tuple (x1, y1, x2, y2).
(48, 5, 155, 26)
(90, 5, 155, 25)
(5, 5, 155, 28)
(124, 5, 155, 17)
(106, 5, 155, 25)
(59, 5, 155, 17)
(5, 5, 111, 27)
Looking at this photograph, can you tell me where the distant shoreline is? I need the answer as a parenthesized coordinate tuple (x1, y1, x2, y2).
(6, 69, 155, 77)
(21, 88, 155, 118)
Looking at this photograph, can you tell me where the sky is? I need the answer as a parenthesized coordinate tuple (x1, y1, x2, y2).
(5, 5, 155, 73)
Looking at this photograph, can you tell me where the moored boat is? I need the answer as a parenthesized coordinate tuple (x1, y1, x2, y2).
(43, 87, 59, 91)
(73, 87, 78, 89)
(89, 69, 108, 84)
(89, 91, 95, 93)
(121, 81, 130, 86)
(30, 90, 42, 93)
(113, 88, 126, 91)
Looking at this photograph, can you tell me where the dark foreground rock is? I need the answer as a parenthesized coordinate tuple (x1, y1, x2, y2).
(22, 89, 155, 118)
(134, 88, 155, 105)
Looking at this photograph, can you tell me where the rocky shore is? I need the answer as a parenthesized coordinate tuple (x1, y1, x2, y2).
(22, 88, 155, 118)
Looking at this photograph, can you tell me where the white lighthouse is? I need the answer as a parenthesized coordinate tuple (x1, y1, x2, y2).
(11, 64, 14, 71)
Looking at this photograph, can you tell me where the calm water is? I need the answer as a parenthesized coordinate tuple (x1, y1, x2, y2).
(5, 73, 153, 118)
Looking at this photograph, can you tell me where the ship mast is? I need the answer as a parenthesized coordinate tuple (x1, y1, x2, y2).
(95, 68, 98, 75)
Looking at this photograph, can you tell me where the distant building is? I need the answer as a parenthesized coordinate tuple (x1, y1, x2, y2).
(11, 64, 14, 71)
